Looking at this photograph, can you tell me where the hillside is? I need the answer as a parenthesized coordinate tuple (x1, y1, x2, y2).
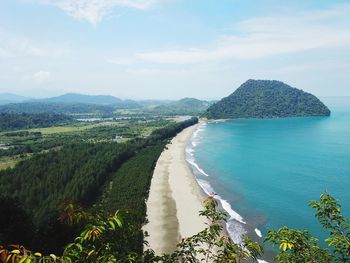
(0, 93, 30, 105)
(205, 79, 331, 119)
(154, 98, 211, 115)
(40, 93, 122, 105)
(0, 113, 73, 131)
(0, 102, 114, 115)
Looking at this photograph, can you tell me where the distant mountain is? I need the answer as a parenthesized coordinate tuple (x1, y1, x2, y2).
(137, 99, 174, 108)
(0, 102, 114, 115)
(154, 98, 211, 115)
(205, 79, 331, 119)
(39, 93, 144, 109)
(0, 93, 30, 105)
(40, 93, 122, 105)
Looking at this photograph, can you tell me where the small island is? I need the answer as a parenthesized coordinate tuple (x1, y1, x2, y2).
(205, 79, 331, 119)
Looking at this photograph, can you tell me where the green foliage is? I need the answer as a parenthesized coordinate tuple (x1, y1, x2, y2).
(0, 102, 115, 115)
(0, 197, 263, 263)
(266, 193, 350, 262)
(0, 113, 73, 131)
(148, 117, 198, 142)
(97, 143, 166, 255)
(266, 227, 331, 262)
(310, 193, 350, 262)
(0, 118, 198, 254)
(152, 98, 211, 116)
(206, 79, 331, 119)
(0, 196, 35, 247)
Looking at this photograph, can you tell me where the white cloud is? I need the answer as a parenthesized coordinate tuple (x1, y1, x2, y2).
(106, 57, 138, 65)
(0, 32, 68, 58)
(33, 70, 52, 83)
(127, 4, 350, 64)
(39, 0, 159, 25)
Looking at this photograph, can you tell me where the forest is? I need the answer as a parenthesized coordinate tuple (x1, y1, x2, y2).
(0, 113, 73, 131)
(0, 117, 198, 254)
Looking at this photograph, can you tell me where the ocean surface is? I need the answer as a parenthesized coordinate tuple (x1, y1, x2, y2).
(186, 97, 350, 259)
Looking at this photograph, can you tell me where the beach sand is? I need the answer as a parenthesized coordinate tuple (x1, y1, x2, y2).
(143, 124, 207, 255)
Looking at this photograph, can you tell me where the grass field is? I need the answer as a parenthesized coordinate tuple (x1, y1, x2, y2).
(0, 156, 21, 170)
(27, 122, 121, 135)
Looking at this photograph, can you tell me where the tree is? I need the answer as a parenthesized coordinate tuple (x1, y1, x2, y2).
(266, 193, 350, 262)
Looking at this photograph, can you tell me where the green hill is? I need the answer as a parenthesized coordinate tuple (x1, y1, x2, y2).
(0, 93, 30, 105)
(41, 93, 122, 105)
(205, 79, 330, 119)
(154, 98, 211, 115)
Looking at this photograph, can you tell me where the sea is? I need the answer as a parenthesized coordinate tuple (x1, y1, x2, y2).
(185, 97, 350, 261)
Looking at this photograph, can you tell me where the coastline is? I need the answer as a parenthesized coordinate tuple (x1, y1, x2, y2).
(143, 124, 207, 255)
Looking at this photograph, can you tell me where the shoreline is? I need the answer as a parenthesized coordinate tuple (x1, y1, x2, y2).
(143, 124, 207, 255)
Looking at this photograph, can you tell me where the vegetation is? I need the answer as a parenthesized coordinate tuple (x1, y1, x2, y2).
(3, 192, 348, 263)
(266, 193, 350, 262)
(97, 143, 167, 255)
(0, 196, 262, 263)
(0, 113, 73, 131)
(152, 98, 211, 116)
(0, 117, 174, 170)
(0, 102, 115, 115)
(0, 117, 198, 254)
(205, 79, 331, 119)
(0, 95, 211, 117)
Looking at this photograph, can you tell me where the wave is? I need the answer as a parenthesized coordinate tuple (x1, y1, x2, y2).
(187, 159, 210, 177)
(220, 199, 246, 224)
(185, 147, 194, 155)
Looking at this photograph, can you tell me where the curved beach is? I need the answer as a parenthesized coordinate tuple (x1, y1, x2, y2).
(143, 124, 206, 255)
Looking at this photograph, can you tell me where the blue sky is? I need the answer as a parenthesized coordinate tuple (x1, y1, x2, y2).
(0, 0, 350, 99)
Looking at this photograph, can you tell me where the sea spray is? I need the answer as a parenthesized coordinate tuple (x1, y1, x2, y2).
(255, 228, 263, 238)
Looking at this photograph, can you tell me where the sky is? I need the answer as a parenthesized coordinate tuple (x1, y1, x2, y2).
(0, 0, 350, 100)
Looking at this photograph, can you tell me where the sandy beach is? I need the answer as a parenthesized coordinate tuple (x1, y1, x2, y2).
(143, 124, 207, 255)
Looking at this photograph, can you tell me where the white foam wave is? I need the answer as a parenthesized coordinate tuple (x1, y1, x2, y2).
(257, 260, 270, 263)
(196, 179, 215, 195)
(185, 147, 194, 156)
(255, 228, 262, 237)
(226, 218, 247, 244)
(196, 180, 247, 228)
(219, 199, 246, 224)
(187, 159, 209, 177)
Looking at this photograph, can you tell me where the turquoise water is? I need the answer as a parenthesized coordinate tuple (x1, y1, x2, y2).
(189, 97, 350, 255)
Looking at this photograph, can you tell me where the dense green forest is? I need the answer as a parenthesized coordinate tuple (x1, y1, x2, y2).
(151, 98, 211, 115)
(0, 113, 73, 131)
(96, 143, 167, 256)
(0, 117, 198, 254)
(0, 102, 114, 115)
(205, 79, 331, 119)
(0, 97, 211, 116)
